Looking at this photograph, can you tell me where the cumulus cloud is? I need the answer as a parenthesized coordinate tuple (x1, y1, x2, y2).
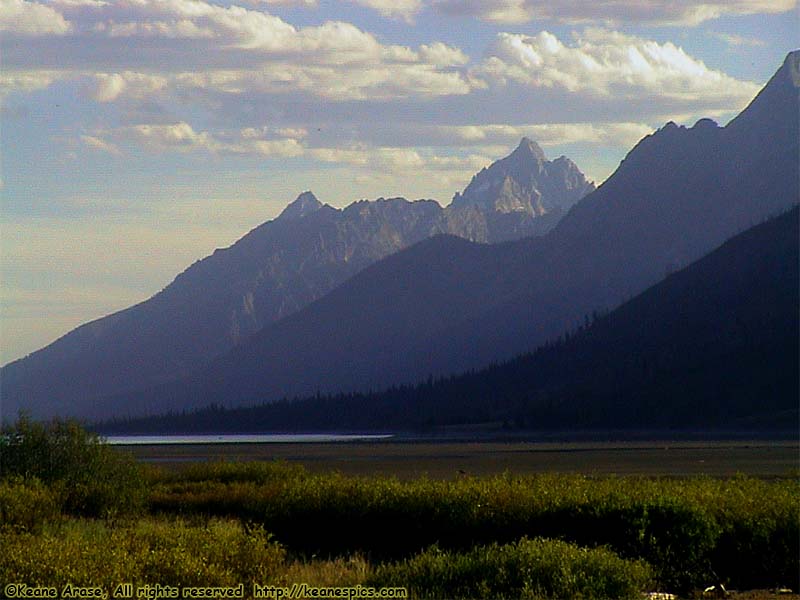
(5, 0, 414, 59)
(39, 0, 405, 59)
(0, 0, 72, 34)
(86, 59, 472, 103)
(119, 122, 215, 151)
(476, 29, 760, 105)
(1, 1, 770, 185)
(2, 0, 476, 104)
(311, 145, 490, 174)
(88, 71, 168, 102)
(708, 31, 766, 47)
(91, 122, 305, 157)
(319, 121, 657, 151)
(430, 122, 654, 148)
(434, 0, 530, 23)
(239, 0, 317, 6)
(345, 0, 423, 23)
(419, 42, 470, 67)
(94, 19, 215, 39)
(431, 0, 794, 25)
(0, 70, 60, 96)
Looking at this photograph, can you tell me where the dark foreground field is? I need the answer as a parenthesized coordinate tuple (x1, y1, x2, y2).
(125, 439, 800, 479)
(2, 420, 798, 600)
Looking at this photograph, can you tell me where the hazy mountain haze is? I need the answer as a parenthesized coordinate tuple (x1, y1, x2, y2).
(100, 206, 799, 434)
(52, 51, 800, 421)
(3, 0, 794, 368)
(1, 141, 594, 419)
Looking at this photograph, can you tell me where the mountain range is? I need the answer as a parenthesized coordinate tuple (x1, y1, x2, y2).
(3, 52, 798, 422)
(1, 139, 594, 419)
(101, 205, 799, 433)
(79, 50, 800, 422)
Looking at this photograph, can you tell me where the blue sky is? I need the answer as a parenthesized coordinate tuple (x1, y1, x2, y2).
(0, 0, 797, 364)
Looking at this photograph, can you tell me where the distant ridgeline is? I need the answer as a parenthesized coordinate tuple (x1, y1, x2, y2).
(92, 51, 800, 424)
(6, 52, 800, 425)
(99, 206, 799, 434)
(1, 139, 593, 421)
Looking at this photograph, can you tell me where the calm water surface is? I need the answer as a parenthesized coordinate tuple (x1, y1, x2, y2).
(105, 434, 394, 445)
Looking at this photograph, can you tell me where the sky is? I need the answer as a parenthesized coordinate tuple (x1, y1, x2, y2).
(0, 0, 797, 365)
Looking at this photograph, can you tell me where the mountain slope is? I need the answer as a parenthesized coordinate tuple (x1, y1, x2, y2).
(89, 51, 800, 420)
(1, 142, 594, 419)
(101, 206, 800, 433)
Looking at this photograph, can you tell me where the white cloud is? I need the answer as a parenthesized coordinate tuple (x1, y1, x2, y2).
(81, 134, 122, 154)
(0, 70, 60, 96)
(95, 18, 215, 38)
(3, 0, 475, 104)
(239, 0, 317, 6)
(525, 122, 654, 147)
(88, 71, 168, 102)
(434, 0, 530, 23)
(65, 0, 393, 59)
(419, 42, 470, 67)
(476, 29, 760, 105)
(431, 0, 795, 25)
(50, 0, 109, 8)
(123, 122, 215, 151)
(90, 73, 127, 101)
(430, 122, 654, 148)
(94, 58, 472, 103)
(312, 147, 421, 169)
(708, 31, 766, 47)
(345, 0, 422, 23)
(93, 122, 305, 157)
(311, 145, 490, 175)
(0, 0, 72, 34)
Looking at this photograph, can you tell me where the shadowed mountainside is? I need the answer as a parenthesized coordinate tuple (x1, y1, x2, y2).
(89, 51, 800, 421)
(100, 206, 800, 433)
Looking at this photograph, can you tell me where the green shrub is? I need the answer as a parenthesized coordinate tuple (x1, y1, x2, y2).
(709, 477, 800, 590)
(0, 517, 285, 588)
(0, 416, 147, 517)
(369, 537, 653, 599)
(0, 477, 61, 533)
(150, 465, 800, 592)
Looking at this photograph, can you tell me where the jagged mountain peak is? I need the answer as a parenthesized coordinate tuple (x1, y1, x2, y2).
(725, 49, 799, 135)
(609, 49, 798, 186)
(276, 190, 323, 221)
(512, 137, 547, 162)
(451, 137, 594, 217)
(0, 139, 597, 418)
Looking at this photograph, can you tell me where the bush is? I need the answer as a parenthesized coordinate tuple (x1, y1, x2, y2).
(368, 537, 653, 599)
(709, 477, 800, 590)
(151, 466, 800, 592)
(0, 477, 61, 533)
(0, 416, 147, 517)
(0, 517, 285, 588)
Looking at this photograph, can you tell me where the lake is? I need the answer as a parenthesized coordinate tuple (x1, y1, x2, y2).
(104, 433, 394, 445)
